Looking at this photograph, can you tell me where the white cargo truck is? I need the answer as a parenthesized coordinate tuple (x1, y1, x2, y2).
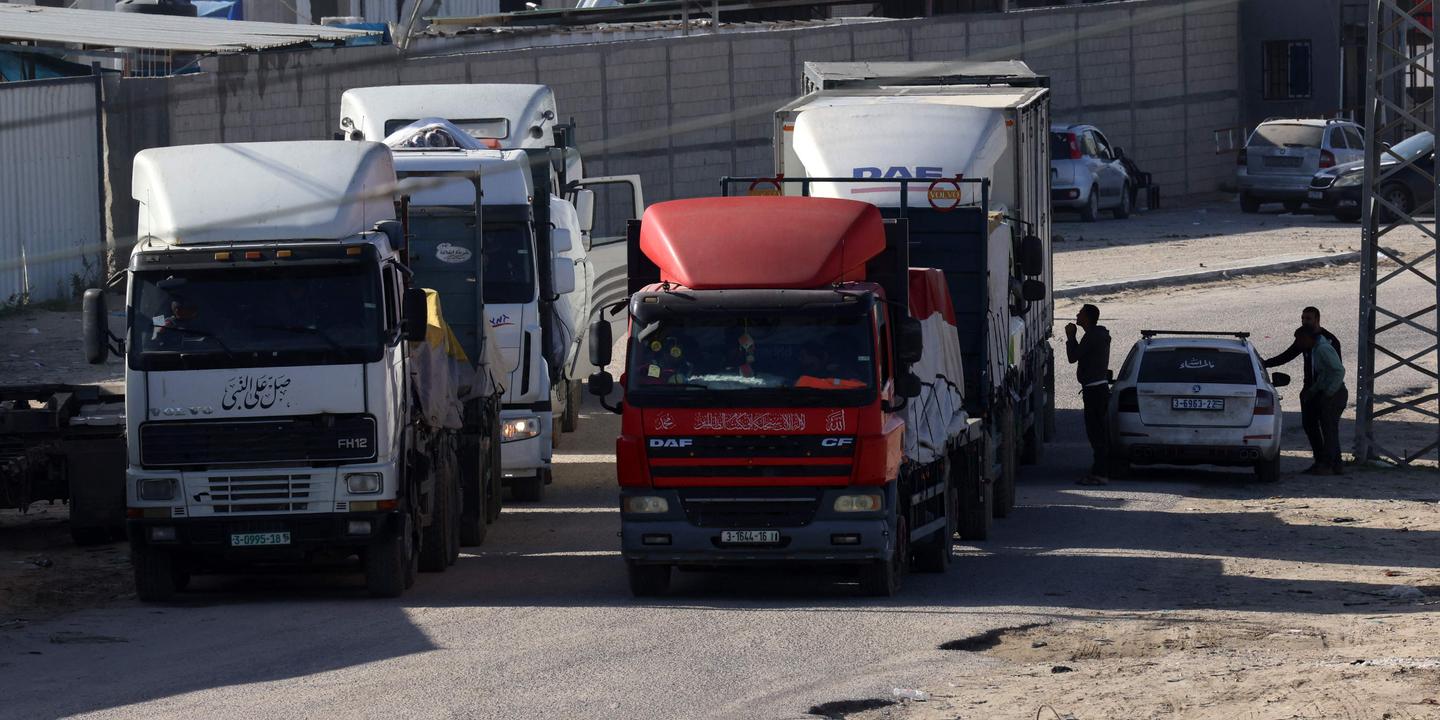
(772, 60, 1055, 532)
(340, 85, 643, 501)
(84, 140, 503, 599)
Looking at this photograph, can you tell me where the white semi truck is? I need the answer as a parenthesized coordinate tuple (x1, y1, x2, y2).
(771, 60, 1055, 531)
(339, 84, 643, 501)
(84, 140, 503, 599)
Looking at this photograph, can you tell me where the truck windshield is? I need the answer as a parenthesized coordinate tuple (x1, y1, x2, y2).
(625, 313, 875, 407)
(408, 217, 535, 305)
(130, 264, 384, 371)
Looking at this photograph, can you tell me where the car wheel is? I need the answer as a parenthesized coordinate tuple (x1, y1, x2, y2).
(1380, 184, 1413, 222)
(1283, 199, 1303, 214)
(1240, 193, 1260, 213)
(1254, 454, 1280, 483)
(1112, 183, 1131, 219)
(1079, 185, 1100, 222)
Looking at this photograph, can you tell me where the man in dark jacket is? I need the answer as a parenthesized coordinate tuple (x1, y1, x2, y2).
(1264, 306, 1342, 474)
(1066, 304, 1112, 485)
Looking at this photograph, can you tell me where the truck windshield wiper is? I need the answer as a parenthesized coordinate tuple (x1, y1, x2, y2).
(254, 323, 347, 354)
(152, 325, 239, 361)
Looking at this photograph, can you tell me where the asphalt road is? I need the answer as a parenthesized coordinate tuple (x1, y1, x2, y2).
(4, 267, 1433, 720)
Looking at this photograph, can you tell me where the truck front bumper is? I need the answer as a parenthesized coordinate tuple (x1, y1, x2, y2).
(619, 488, 894, 566)
(499, 408, 551, 475)
(128, 511, 400, 562)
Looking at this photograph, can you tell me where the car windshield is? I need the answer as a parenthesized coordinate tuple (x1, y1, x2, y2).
(1248, 124, 1325, 149)
(1386, 131, 1434, 162)
(408, 217, 535, 305)
(625, 312, 875, 407)
(1138, 348, 1256, 385)
(130, 264, 384, 371)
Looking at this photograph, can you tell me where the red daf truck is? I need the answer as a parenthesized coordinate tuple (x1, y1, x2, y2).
(588, 183, 1046, 596)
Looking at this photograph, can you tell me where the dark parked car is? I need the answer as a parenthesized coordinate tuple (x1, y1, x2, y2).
(1309, 131, 1433, 222)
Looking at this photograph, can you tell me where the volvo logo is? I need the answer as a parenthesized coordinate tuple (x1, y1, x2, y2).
(338, 438, 369, 449)
(648, 438, 693, 449)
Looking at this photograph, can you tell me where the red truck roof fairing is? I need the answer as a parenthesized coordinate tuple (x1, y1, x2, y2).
(639, 196, 886, 290)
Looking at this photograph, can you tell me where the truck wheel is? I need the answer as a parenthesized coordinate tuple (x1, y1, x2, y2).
(419, 461, 454, 573)
(132, 544, 178, 602)
(561, 379, 581, 433)
(460, 437, 489, 547)
(626, 561, 671, 597)
(912, 469, 953, 573)
(956, 451, 992, 541)
(1020, 425, 1041, 465)
(1254, 454, 1280, 483)
(486, 431, 504, 524)
(993, 406, 1018, 519)
(512, 469, 547, 502)
(447, 469, 462, 566)
(365, 515, 411, 598)
(860, 514, 905, 597)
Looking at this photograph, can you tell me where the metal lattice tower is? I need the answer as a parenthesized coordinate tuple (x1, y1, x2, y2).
(1356, 0, 1439, 465)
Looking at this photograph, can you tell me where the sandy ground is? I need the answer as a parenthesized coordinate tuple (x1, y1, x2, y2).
(1053, 199, 1433, 292)
(835, 464, 1440, 720)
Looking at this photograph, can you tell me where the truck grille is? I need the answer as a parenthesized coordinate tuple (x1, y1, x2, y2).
(679, 488, 822, 528)
(140, 415, 376, 468)
(204, 474, 313, 514)
(645, 435, 855, 459)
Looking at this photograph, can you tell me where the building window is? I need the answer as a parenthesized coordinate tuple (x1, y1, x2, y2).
(1264, 41, 1313, 99)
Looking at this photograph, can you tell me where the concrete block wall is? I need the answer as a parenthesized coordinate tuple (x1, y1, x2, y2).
(104, 0, 1241, 246)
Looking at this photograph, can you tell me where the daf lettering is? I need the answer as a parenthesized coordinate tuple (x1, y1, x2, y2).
(648, 438, 694, 448)
(852, 166, 944, 179)
(821, 437, 855, 447)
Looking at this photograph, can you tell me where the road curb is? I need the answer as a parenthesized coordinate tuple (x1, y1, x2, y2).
(1055, 250, 1363, 299)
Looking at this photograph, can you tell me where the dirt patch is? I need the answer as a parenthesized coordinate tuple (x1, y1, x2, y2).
(808, 699, 897, 719)
(939, 622, 1051, 652)
(0, 504, 132, 625)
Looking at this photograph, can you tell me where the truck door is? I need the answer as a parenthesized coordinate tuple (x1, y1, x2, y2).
(566, 175, 644, 376)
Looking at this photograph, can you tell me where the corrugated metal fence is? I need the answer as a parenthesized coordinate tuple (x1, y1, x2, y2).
(0, 75, 105, 305)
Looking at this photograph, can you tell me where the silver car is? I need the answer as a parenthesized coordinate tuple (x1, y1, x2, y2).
(1237, 118, 1365, 213)
(1051, 124, 1132, 221)
(1109, 331, 1290, 483)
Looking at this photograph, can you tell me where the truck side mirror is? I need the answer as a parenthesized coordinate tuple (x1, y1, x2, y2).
(82, 289, 110, 365)
(1021, 279, 1047, 302)
(895, 372, 922, 399)
(897, 317, 924, 365)
(574, 189, 595, 234)
(1271, 372, 1291, 388)
(552, 227, 574, 254)
(1020, 234, 1043, 277)
(588, 370, 613, 397)
(374, 220, 404, 253)
(402, 288, 428, 342)
(589, 318, 612, 368)
(552, 258, 576, 295)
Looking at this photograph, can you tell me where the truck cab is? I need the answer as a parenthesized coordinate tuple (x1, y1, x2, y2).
(89, 141, 497, 600)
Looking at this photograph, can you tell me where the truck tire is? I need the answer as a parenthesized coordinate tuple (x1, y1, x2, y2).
(993, 405, 1018, 519)
(1020, 425, 1041, 465)
(419, 454, 455, 573)
(956, 450, 992, 541)
(626, 561, 671, 597)
(860, 514, 905, 597)
(366, 514, 412, 598)
(561, 378, 581, 433)
(512, 469, 547, 502)
(459, 436, 489, 547)
(132, 544, 179, 602)
(486, 429, 504, 524)
(1254, 454, 1280, 483)
(912, 466, 953, 573)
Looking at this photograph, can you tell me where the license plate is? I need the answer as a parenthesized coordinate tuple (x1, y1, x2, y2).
(1308, 190, 1324, 200)
(230, 531, 291, 547)
(1172, 398, 1224, 411)
(720, 530, 780, 544)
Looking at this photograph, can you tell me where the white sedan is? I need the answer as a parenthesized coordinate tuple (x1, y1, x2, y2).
(1108, 331, 1290, 482)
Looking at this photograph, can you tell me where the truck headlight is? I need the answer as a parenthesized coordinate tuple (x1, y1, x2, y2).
(137, 478, 176, 501)
(502, 416, 541, 443)
(1333, 171, 1363, 188)
(345, 472, 382, 494)
(833, 493, 882, 512)
(624, 496, 669, 514)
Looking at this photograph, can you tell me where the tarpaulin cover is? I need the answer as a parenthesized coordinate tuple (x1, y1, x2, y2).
(410, 289, 504, 429)
(903, 268, 967, 465)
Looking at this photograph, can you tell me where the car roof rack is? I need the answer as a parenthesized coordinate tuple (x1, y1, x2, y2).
(1141, 329, 1251, 339)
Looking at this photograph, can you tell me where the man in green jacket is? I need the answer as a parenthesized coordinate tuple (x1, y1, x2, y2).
(1295, 328, 1347, 475)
